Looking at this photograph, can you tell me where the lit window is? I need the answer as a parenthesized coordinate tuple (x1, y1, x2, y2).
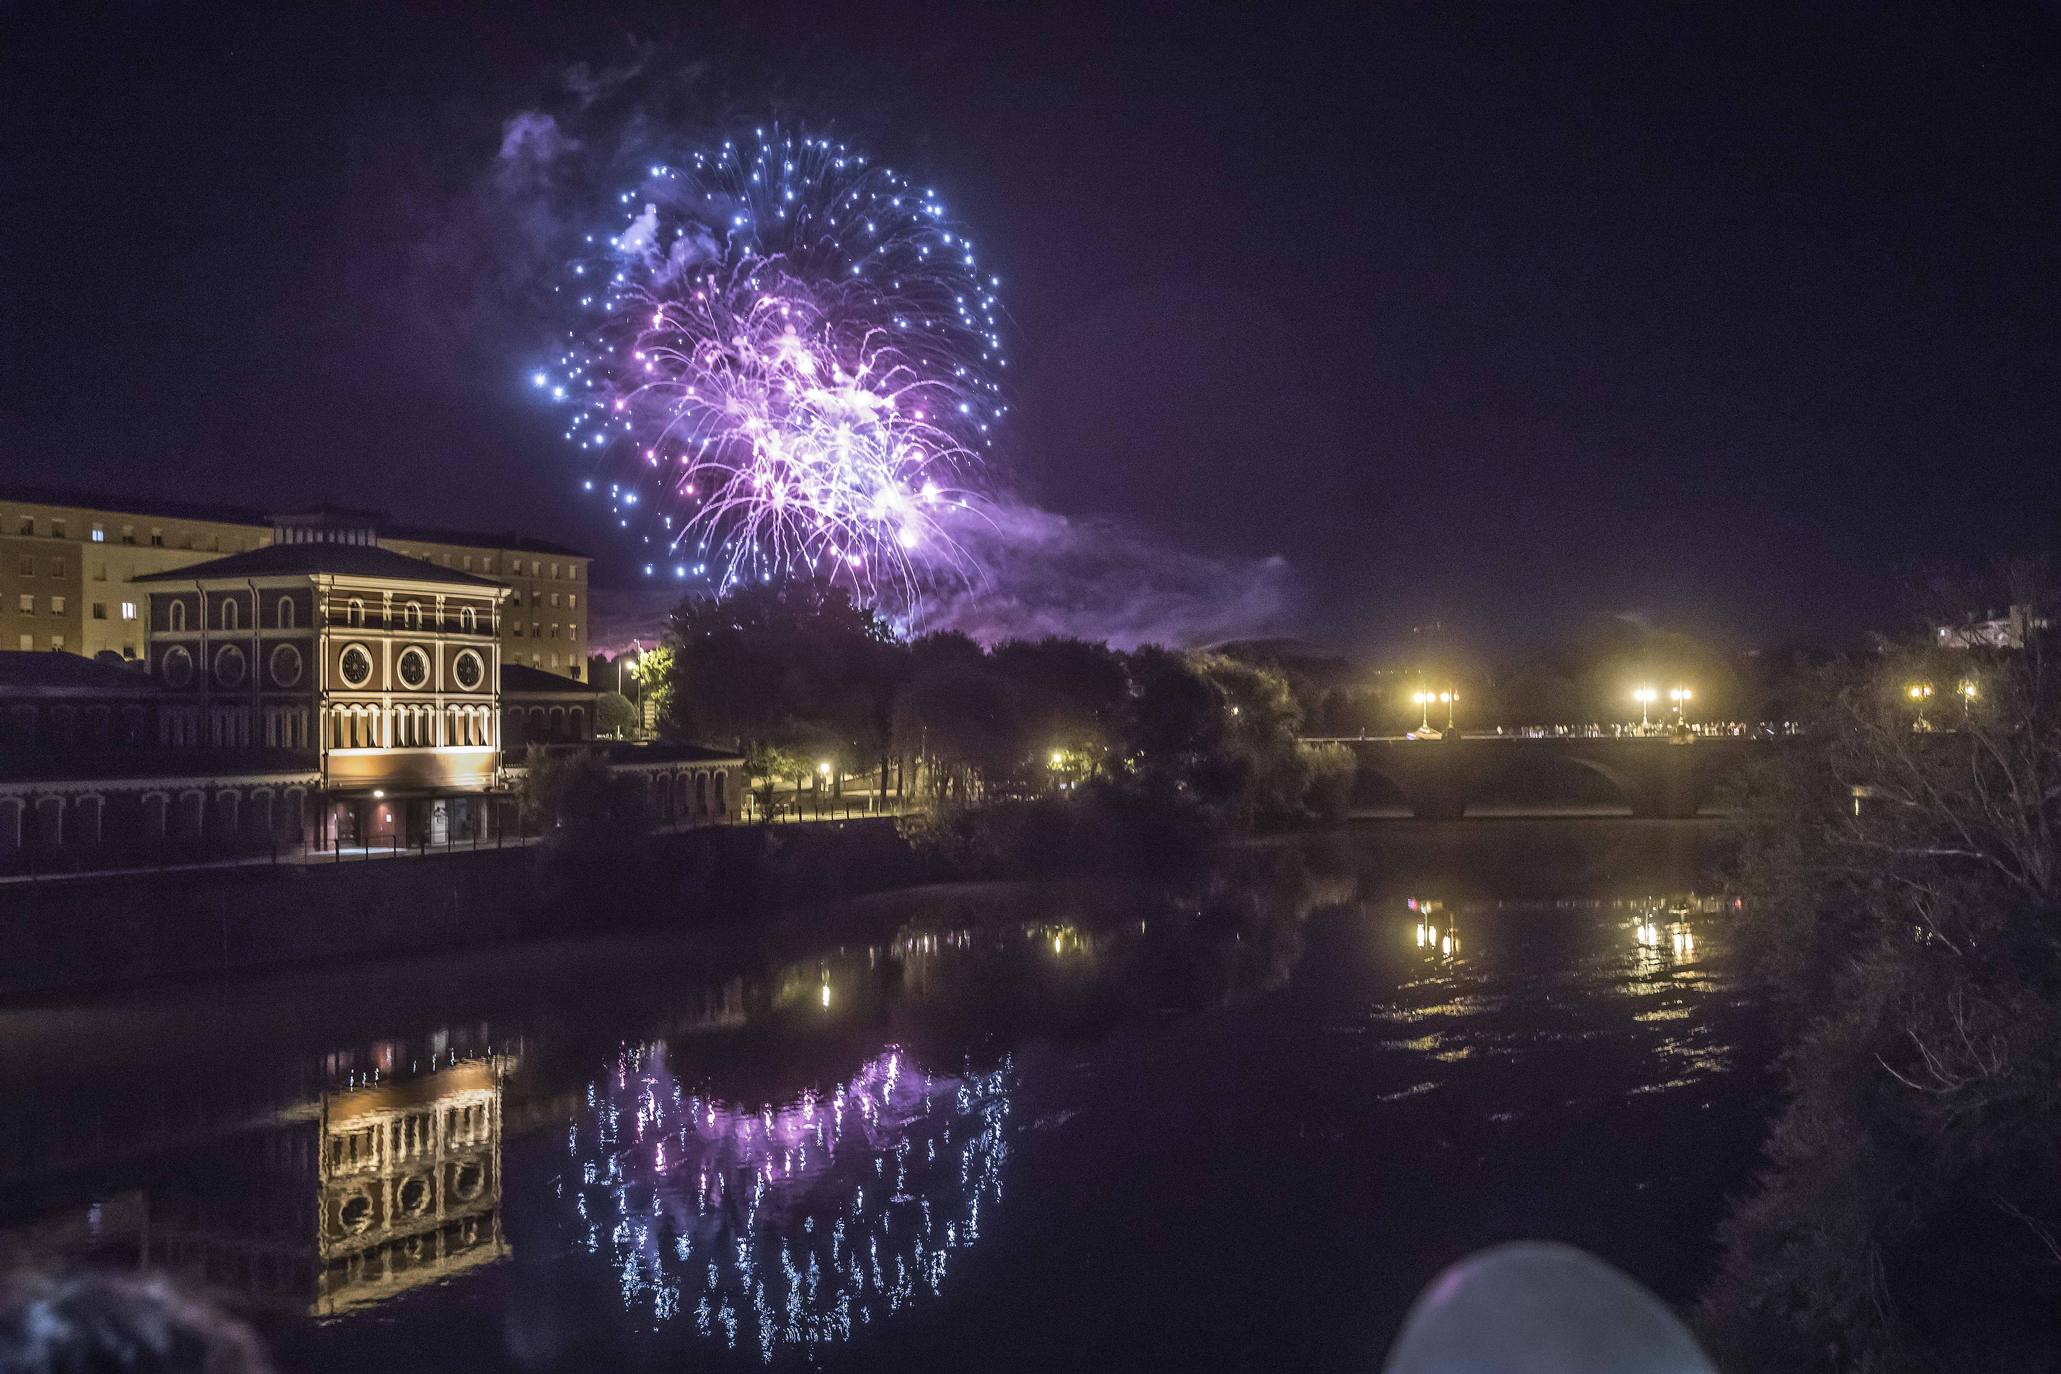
(48, 635, 63, 650)
(89, 525, 104, 542)
(15, 634, 28, 651)
(15, 594, 30, 613)
(120, 602, 137, 621)
(50, 596, 64, 615)
(151, 528, 163, 546)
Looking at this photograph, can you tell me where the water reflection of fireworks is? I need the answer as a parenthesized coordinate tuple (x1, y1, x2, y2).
(560, 1043, 1010, 1360)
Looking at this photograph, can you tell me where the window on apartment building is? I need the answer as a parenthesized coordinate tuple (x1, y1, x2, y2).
(50, 520, 66, 539)
(16, 594, 32, 614)
(91, 602, 105, 620)
(571, 664, 581, 681)
(48, 635, 63, 651)
(463, 555, 473, 571)
(548, 623, 558, 640)
(16, 634, 30, 651)
(14, 517, 30, 536)
(16, 556, 32, 576)
(569, 593, 577, 609)
(120, 602, 136, 621)
(510, 558, 523, 575)
(121, 525, 135, 544)
(512, 621, 524, 637)
(531, 622, 540, 638)
(90, 525, 104, 542)
(550, 562, 560, 578)
(151, 529, 164, 546)
(549, 592, 560, 608)
(50, 596, 65, 615)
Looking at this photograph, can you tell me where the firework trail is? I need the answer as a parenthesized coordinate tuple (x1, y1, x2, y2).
(535, 124, 1006, 612)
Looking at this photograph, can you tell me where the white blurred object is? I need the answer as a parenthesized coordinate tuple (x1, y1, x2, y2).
(1383, 1242, 1717, 1374)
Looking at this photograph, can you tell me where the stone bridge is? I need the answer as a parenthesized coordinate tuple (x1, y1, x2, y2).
(1307, 734, 1782, 819)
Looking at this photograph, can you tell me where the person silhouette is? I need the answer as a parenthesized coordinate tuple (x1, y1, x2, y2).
(1383, 1243, 1716, 1374)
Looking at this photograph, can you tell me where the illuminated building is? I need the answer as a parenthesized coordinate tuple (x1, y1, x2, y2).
(0, 510, 741, 866)
(135, 508, 510, 845)
(0, 485, 591, 679)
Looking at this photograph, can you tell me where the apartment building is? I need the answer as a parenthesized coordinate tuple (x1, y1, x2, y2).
(0, 486, 590, 679)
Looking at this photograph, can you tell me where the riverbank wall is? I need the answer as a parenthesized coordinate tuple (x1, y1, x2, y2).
(0, 820, 931, 1001)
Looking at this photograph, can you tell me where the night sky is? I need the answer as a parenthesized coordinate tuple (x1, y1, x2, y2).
(4, 2, 2057, 654)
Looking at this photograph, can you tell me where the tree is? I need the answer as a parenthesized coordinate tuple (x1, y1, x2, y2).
(595, 690, 639, 739)
(517, 745, 652, 887)
(1701, 588, 2061, 1373)
(657, 582, 895, 767)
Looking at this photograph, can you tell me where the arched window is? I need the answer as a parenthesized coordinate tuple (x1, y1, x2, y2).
(170, 601, 188, 632)
(403, 601, 422, 630)
(276, 598, 296, 629)
(347, 598, 364, 627)
(460, 606, 478, 633)
(219, 599, 238, 631)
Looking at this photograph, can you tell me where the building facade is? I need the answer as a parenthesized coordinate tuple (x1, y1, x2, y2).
(0, 485, 591, 678)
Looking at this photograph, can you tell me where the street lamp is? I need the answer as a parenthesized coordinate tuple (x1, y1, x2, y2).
(1906, 682, 1934, 731)
(1437, 690, 1456, 731)
(1412, 691, 1431, 732)
(1633, 687, 1657, 729)
(1668, 687, 1693, 728)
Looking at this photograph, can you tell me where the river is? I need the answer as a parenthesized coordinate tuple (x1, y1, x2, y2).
(0, 819, 1776, 1372)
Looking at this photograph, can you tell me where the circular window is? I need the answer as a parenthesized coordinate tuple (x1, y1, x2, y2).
(160, 645, 193, 689)
(452, 649, 485, 691)
(338, 1191, 374, 1235)
(213, 644, 246, 688)
(396, 646, 431, 690)
(269, 642, 303, 688)
(397, 1174, 432, 1216)
(338, 643, 374, 688)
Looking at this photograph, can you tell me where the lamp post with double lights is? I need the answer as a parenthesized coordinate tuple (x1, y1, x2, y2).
(1633, 687, 1657, 731)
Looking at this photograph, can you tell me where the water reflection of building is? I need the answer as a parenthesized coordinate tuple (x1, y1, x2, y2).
(302, 1060, 504, 1315)
(0, 1055, 509, 1319)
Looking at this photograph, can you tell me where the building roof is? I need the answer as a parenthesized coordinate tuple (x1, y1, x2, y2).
(501, 662, 599, 696)
(386, 521, 589, 559)
(0, 483, 588, 560)
(0, 481, 274, 526)
(132, 542, 504, 589)
(0, 651, 161, 698)
(600, 741, 745, 765)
